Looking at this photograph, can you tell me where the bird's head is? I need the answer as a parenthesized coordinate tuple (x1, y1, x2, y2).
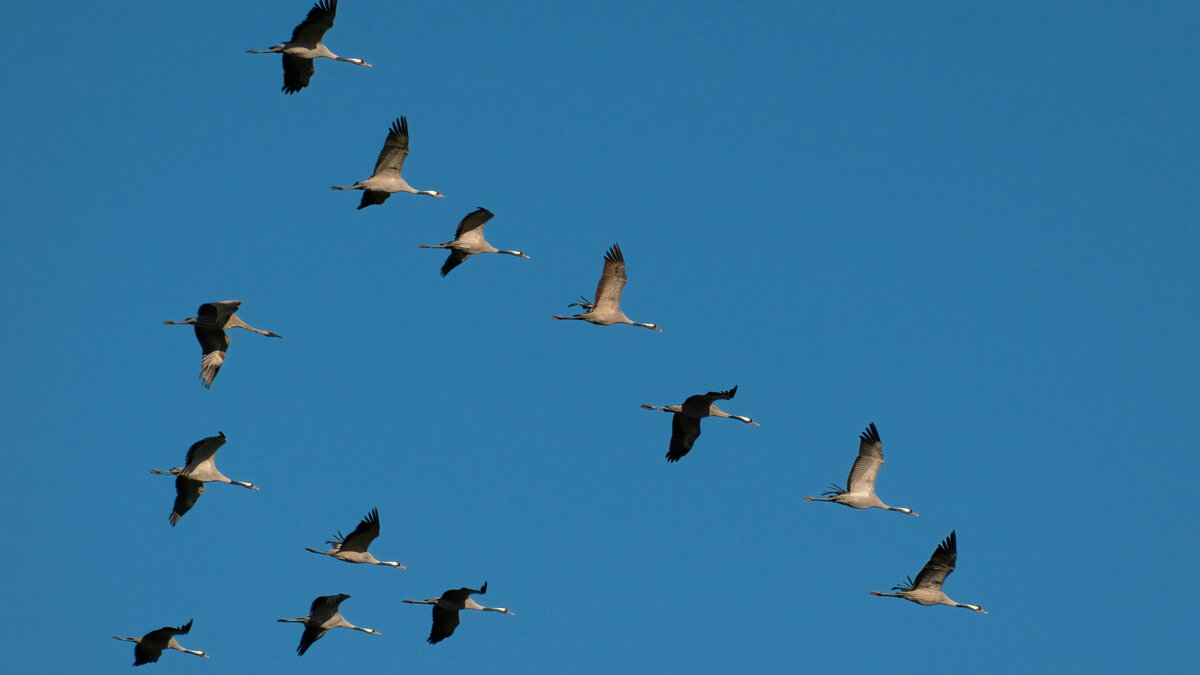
(963, 604, 987, 614)
(644, 323, 664, 333)
(348, 58, 373, 67)
(423, 190, 447, 198)
(895, 507, 918, 517)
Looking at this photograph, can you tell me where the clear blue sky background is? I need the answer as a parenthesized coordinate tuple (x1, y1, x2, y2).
(2, 1, 1197, 672)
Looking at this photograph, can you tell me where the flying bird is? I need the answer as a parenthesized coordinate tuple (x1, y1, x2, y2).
(552, 243, 662, 331)
(802, 423, 918, 516)
(163, 300, 281, 388)
(278, 594, 381, 656)
(150, 432, 259, 525)
(870, 531, 987, 613)
(113, 619, 208, 666)
(332, 116, 445, 208)
(247, 0, 372, 94)
(419, 207, 530, 276)
(641, 386, 758, 462)
(403, 582, 514, 644)
(306, 507, 406, 568)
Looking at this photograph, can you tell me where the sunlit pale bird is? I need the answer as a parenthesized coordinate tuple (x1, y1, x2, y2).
(420, 207, 530, 276)
(164, 300, 281, 388)
(870, 531, 987, 613)
(332, 116, 445, 209)
(306, 507, 406, 568)
(803, 423, 918, 516)
(247, 0, 372, 94)
(553, 243, 661, 331)
(150, 432, 259, 525)
(278, 594, 381, 656)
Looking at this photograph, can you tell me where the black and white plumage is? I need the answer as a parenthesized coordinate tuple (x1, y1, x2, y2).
(247, 0, 372, 94)
(305, 507, 405, 568)
(803, 423, 918, 516)
(870, 531, 987, 613)
(331, 116, 445, 208)
(113, 619, 208, 666)
(552, 243, 662, 331)
(403, 582, 514, 645)
(150, 432, 259, 525)
(419, 207, 530, 276)
(278, 594, 381, 656)
(641, 386, 759, 462)
(163, 300, 281, 388)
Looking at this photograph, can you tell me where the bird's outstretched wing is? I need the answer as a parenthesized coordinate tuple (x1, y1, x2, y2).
(195, 326, 229, 388)
(290, 0, 337, 46)
(845, 422, 883, 495)
(338, 508, 382, 553)
(282, 53, 316, 94)
(182, 432, 226, 474)
(428, 605, 460, 644)
(297, 624, 327, 656)
(592, 243, 627, 312)
(441, 250, 470, 277)
(666, 413, 702, 462)
(910, 530, 957, 592)
(372, 117, 410, 177)
(170, 477, 204, 526)
(455, 207, 494, 238)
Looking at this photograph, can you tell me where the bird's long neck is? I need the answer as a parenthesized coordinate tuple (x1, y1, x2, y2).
(870, 591, 904, 599)
(277, 617, 308, 624)
(150, 468, 183, 476)
(402, 599, 439, 605)
(802, 495, 834, 502)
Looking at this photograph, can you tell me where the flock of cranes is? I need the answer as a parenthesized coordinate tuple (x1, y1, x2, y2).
(116, 0, 987, 666)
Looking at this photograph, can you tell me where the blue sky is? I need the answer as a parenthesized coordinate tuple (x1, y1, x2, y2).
(2, 1, 1198, 672)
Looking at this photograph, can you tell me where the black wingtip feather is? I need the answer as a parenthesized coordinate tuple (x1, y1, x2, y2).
(860, 422, 880, 444)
